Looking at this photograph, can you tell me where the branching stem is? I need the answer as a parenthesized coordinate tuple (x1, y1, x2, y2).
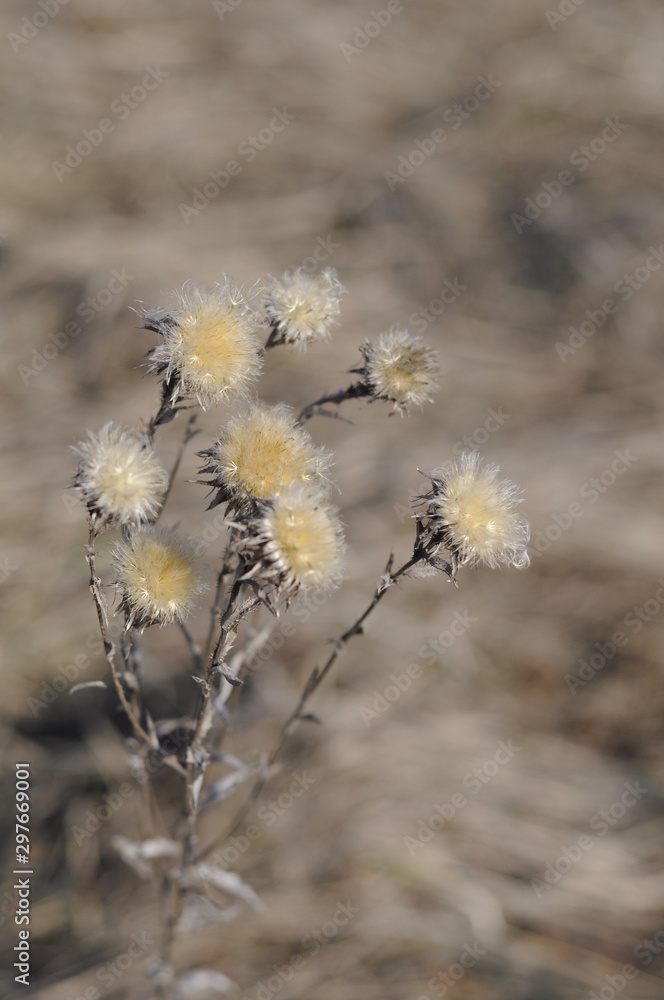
(223, 547, 424, 838)
(297, 382, 370, 423)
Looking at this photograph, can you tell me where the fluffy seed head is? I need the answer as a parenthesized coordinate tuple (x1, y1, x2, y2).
(72, 422, 168, 527)
(113, 525, 207, 628)
(199, 403, 331, 509)
(143, 280, 264, 408)
(243, 484, 345, 599)
(265, 267, 345, 349)
(417, 452, 530, 571)
(356, 328, 440, 414)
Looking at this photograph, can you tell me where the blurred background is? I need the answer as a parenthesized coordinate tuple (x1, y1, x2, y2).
(1, 1, 664, 998)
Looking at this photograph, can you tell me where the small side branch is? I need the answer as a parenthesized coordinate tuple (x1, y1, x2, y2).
(156, 412, 199, 520)
(298, 383, 370, 423)
(86, 523, 160, 754)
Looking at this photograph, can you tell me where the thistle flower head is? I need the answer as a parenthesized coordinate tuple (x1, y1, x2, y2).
(416, 452, 530, 573)
(241, 484, 345, 601)
(199, 403, 332, 510)
(72, 422, 168, 527)
(265, 267, 345, 349)
(355, 328, 440, 414)
(112, 525, 207, 629)
(142, 280, 264, 409)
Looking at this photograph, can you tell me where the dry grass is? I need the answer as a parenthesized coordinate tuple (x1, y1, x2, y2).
(1, 1, 664, 997)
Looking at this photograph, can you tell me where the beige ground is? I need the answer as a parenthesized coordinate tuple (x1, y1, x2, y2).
(2, 1, 664, 998)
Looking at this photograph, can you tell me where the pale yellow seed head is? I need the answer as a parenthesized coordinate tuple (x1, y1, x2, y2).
(252, 485, 345, 597)
(428, 452, 530, 569)
(360, 328, 440, 414)
(145, 280, 263, 408)
(203, 403, 331, 505)
(72, 422, 168, 526)
(265, 267, 345, 349)
(113, 525, 207, 628)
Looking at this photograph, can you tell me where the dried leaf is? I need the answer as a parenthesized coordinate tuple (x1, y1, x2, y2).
(187, 864, 263, 910)
(139, 837, 180, 860)
(176, 895, 242, 935)
(219, 669, 242, 687)
(70, 680, 107, 694)
(145, 709, 159, 744)
(201, 763, 256, 808)
(173, 969, 238, 997)
(190, 772, 205, 811)
(112, 835, 179, 879)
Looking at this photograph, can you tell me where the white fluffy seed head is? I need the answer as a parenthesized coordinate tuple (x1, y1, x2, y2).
(265, 267, 345, 349)
(200, 402, 332, 509)
(143, 280, 264, 408)
(243, 484, 345, 600)
(418, 452, 530, 570)
(357, 328, 440, 414)
(112, 525, 207, 629)
(72, 422, 168, 527)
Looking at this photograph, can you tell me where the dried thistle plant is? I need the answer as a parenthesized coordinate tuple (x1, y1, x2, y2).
(70, 267, 530, 998)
